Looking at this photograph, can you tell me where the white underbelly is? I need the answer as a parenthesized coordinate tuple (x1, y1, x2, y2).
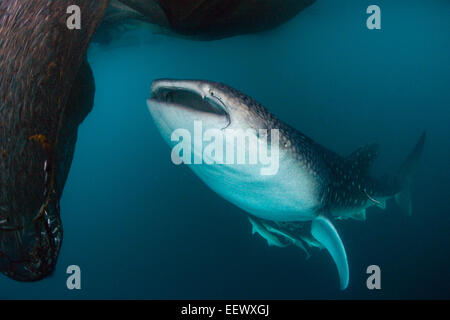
(189, 154, 320, 222)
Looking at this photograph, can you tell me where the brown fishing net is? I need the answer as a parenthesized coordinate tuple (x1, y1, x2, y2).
(0, 0, 109, 281)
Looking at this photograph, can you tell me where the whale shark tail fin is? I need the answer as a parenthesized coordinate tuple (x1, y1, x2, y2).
(311, 216, 349, 290)
(394, 131, 426, 216)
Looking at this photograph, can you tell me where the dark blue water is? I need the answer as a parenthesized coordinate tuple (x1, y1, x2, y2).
(1, 0, 449, 299)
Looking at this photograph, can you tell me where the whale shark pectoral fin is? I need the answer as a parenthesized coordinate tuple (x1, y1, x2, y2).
(311, 216, 349, 290)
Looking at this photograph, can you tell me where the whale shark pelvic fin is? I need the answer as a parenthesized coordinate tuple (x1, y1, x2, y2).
(311, 216, 349, 290)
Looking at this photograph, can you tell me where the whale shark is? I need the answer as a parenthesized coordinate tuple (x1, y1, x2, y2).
(147, 79, 425, 290)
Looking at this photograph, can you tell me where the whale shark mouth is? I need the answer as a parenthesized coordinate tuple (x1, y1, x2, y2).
(149, 80, 229, 117)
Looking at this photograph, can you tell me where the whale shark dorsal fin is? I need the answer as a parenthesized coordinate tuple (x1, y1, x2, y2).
(346, 143, 379, 176)
(311, 216, 349, 290)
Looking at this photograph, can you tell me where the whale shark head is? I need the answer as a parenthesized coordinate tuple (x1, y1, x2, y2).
(148, 79, 280, 136)
(147, 79, 231, 135)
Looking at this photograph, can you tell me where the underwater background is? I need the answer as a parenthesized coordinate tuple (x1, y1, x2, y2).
(1, 0, 449, 299)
